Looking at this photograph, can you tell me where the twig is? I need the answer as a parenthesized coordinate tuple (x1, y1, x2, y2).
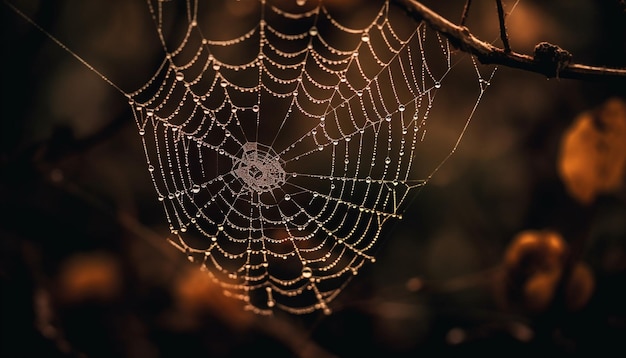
(495, 0, 511, 53)
(391, 0, 626, 81)
(460, 0, 472, 26)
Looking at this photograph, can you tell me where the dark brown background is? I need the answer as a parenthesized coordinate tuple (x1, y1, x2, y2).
(2, 0, 625, 357)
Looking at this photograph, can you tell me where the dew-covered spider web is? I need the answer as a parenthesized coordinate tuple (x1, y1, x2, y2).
(131, 0, 493, 314)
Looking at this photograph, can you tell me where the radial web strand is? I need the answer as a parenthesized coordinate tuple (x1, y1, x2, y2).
(127, 0, 496, 315)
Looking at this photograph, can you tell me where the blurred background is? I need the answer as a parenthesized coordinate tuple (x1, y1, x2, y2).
(2, 0, 625, 357)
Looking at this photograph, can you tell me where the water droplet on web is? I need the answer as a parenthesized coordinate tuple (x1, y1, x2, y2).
(385, 157, 391, 164)
(148, 165, 154, 172)
(252, 104, 259, 112)
(175, 72, 184, 81)
(302, 266, 312, 278)
(434, 81, 441, 88)
(191, 184, 201, 194)
(309, 26, 318, 36)
(365, 176, 372, 183)
(361, 33, 370, 42)
(296, 0, 306, 5)
(284, 194, 291, 201)
(139, 129, 145, 136)
(398, 104, 405, 112)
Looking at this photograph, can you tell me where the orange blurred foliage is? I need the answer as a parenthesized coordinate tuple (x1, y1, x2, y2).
(495, 230, 595, 313)
(504, 230, 567, 275)
(57, 252, 122, 303)
(565, 262, 595, 311)
(523, 270, 561, 312)
(558, 98, 626, 204)
(502, 230, 566, 313)
(173, 268, 254, 329)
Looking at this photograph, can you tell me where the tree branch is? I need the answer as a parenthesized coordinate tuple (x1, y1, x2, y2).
(391, 0, 626, 81)
(459, 0, 472, 26)
(495, 0, 511, 53)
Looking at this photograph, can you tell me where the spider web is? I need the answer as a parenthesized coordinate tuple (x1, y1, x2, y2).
(126, 0, 495, 315)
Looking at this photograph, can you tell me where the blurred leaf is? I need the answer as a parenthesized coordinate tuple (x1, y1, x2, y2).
(558, 98, 626, 204)
(173, 267, 254, 330)
(57, 251, 121, 303)
(565, 261, 594, 311)
(496, 230, 566, 313)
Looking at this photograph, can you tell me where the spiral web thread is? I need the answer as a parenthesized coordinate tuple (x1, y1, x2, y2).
(128, 0, 495, 315)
